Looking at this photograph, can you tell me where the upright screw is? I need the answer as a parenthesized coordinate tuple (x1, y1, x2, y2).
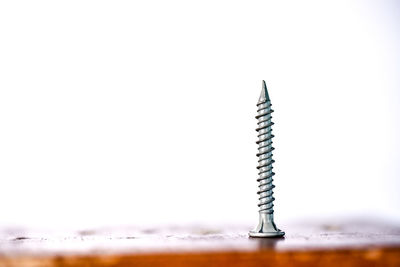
(249, 81, 285, 238)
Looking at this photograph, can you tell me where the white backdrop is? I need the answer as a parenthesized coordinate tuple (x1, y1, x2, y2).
(0, 0, 399, 228)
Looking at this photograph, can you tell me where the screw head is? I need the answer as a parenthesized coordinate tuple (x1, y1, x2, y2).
(249, 213, 285, 238)
(249, 230, 285, 238)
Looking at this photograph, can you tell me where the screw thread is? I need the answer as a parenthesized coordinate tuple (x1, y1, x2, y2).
(255, 99, 275, 214)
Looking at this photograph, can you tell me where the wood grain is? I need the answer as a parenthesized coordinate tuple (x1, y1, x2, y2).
(0, 220, 399, 266)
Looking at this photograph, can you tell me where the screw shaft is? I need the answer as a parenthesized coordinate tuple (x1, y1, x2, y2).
(256, 92, 275, 214)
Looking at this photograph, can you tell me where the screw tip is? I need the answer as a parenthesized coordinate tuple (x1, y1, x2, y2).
(258, 80, 270, 103)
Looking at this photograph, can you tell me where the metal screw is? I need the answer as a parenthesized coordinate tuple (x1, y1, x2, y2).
(249, 81, 285, 238)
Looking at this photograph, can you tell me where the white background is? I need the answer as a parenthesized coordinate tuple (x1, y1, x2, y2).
(0, 1, 399, 229)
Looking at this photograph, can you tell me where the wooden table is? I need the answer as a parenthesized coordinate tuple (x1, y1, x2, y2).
(1, 219, 399, 266)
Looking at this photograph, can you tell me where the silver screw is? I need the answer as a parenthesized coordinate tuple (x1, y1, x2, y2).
(249, 81, 285, 238)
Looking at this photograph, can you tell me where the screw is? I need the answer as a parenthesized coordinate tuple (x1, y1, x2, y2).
(249, 81, 285, 238)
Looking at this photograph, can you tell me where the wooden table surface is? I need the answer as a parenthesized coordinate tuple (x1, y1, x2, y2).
(1, 219, 399, 266)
